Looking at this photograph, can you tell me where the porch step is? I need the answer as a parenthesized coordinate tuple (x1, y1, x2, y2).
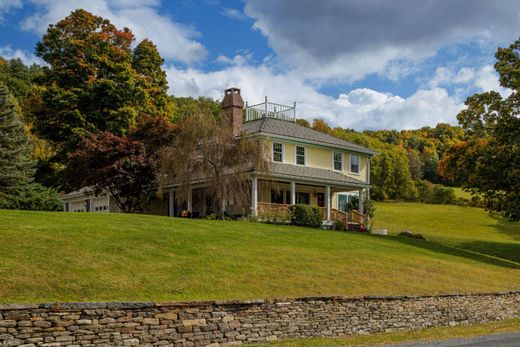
(347, 222, 366, 232)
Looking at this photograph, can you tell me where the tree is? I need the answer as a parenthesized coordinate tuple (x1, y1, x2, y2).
(312, 118, 332, 134)
(0, 82, 62, 211)
(440, 37, 520, 221)
(132, 39, 174, 119)
(30, 9, 172, 165)
(160, 106, 267, 219)
(64, 115, 178, 213)
(0, 58, 43, 113)
(0, 82, 34, 198)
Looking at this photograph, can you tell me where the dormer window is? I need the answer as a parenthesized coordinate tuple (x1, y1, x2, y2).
(296, 146, 306, 165)
(272, 143, 283, 162)
(350, 154, 360, 174)
(333, 152, 343, 171)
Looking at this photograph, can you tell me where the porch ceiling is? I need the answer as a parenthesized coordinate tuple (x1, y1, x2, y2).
(256, 162, 370, 189)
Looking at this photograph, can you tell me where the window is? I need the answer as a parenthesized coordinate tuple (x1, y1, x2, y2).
(350, 154, 360, 173)
(271, 190, 284, 204)
(333, 152, 343, 171)
(296, 192, 310, 204)
(296, 146, 305, 165)
(272, 143, 283, 162)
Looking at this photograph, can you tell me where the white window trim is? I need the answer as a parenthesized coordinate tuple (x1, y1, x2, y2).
(332, 151, 343, 172)
(272, 142, 284, 163)
(349, 153, 360, 175)
(295, 145, 306, 166)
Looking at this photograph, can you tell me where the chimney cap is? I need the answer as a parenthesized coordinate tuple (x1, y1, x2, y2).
(221, 87, 244, 108)
(225, 87, 241, 94)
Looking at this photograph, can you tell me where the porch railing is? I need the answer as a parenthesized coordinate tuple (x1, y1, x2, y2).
(350, 210, 366, 225)
(245, 97, 296, 122)
(258, 202, 290, 215)
(319, 208, 350, 226)
(258, 202, 365, 226)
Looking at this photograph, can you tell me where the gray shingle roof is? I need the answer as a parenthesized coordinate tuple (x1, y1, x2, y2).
(242, 117, 377, 155)
(263, 162, 368, 187)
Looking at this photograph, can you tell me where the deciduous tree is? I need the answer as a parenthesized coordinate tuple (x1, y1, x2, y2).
(160, 106, 267, 219)
(440, 37, 520, 221)
(65, 115, 178, 213)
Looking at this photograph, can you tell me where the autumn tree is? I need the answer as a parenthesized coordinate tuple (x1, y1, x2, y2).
(64, 115, 177, 213)
(30, 9, 173, 167)
(160, 107, 267, 219)
(440, 37, 520, 221)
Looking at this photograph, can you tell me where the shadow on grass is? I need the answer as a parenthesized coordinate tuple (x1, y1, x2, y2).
(383, 235, 520, 270)
(487, 213, 520, 241)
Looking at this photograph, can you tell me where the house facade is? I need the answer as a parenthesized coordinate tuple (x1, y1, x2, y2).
(61, 88, 376, 228)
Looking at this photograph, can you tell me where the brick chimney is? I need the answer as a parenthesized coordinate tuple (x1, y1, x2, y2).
(221, 87, 244, 137)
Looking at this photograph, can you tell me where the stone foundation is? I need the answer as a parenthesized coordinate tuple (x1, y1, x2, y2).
(0, 292, 518, 346)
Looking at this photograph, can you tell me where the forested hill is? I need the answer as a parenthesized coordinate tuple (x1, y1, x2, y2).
(0, 55, 464, 205)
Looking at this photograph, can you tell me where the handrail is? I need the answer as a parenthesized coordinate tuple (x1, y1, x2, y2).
(351, 210, 366, 225)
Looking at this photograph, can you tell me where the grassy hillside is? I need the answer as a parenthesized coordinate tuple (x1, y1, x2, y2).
(374, 202, 520, 263)
(0, 205, 518, 304)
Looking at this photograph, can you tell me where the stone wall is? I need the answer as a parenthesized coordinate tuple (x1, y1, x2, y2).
(0, 292, 518, 347)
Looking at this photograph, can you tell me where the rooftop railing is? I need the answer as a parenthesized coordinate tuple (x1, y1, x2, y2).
(245, 97, 296, 122)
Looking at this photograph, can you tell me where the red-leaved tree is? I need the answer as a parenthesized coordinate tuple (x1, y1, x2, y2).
(64, 115, 178, 212)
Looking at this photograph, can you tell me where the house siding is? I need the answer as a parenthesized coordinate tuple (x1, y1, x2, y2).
(266, 139, 370, 184)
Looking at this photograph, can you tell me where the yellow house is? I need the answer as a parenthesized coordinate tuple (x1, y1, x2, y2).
(61, 88, 376, 229)
(238, 90, 376, 228)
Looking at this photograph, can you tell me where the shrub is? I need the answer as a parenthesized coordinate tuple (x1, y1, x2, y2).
(334, 220, 345, 231)
(428, 185, 455, 204)
(0, 183, 62, 211)
(259, 209, 291, 224)
(416, 179, 434, 202)
(289, 204, 321, 228)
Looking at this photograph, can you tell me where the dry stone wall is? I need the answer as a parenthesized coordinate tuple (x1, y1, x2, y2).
(0, 292, 518, 346)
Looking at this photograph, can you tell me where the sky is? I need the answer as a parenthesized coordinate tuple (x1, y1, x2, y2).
(0, 0, 518, 130)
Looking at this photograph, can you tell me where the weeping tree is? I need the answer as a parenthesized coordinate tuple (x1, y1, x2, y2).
(160, 106, 267, 219)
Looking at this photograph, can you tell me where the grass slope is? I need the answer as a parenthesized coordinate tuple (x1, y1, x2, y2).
(0, 205, 518, 304)
(374, 202, 520, 263)
(253, 319, 520, 347)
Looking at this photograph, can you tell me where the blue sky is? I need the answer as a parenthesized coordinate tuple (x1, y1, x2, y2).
(0, 0, 517, 130)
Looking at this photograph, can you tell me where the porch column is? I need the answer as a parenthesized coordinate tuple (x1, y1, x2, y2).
(168, 190, 174, 217)
(325, 185, 331, 221)
(251, 176, 258, 216)
(187, 188, 192, 211)
(290, 181, 296, 205)
(358, 188, 364, 214)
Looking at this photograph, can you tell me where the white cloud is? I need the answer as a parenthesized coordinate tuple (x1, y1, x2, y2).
(244, 0, 520, 83)
(0, 46, 43, 65)
(429, 64, 511, 97)
(20, 0, 207, 64)
(165, 63, 465, 130)
(0, 0, 22, 21)
(219, 7, 247, 21)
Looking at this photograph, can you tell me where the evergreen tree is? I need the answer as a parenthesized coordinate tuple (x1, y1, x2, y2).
(0, 82, 34, 199)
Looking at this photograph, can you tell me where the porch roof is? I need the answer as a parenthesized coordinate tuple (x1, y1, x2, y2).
(257, 162, 369, 188)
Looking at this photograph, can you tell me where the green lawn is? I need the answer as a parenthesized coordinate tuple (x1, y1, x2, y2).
(252, 319, 520, 347)
(0, 204, 518, 304)
(452, 187, 473, 200)
(374, 202, 520, 263)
